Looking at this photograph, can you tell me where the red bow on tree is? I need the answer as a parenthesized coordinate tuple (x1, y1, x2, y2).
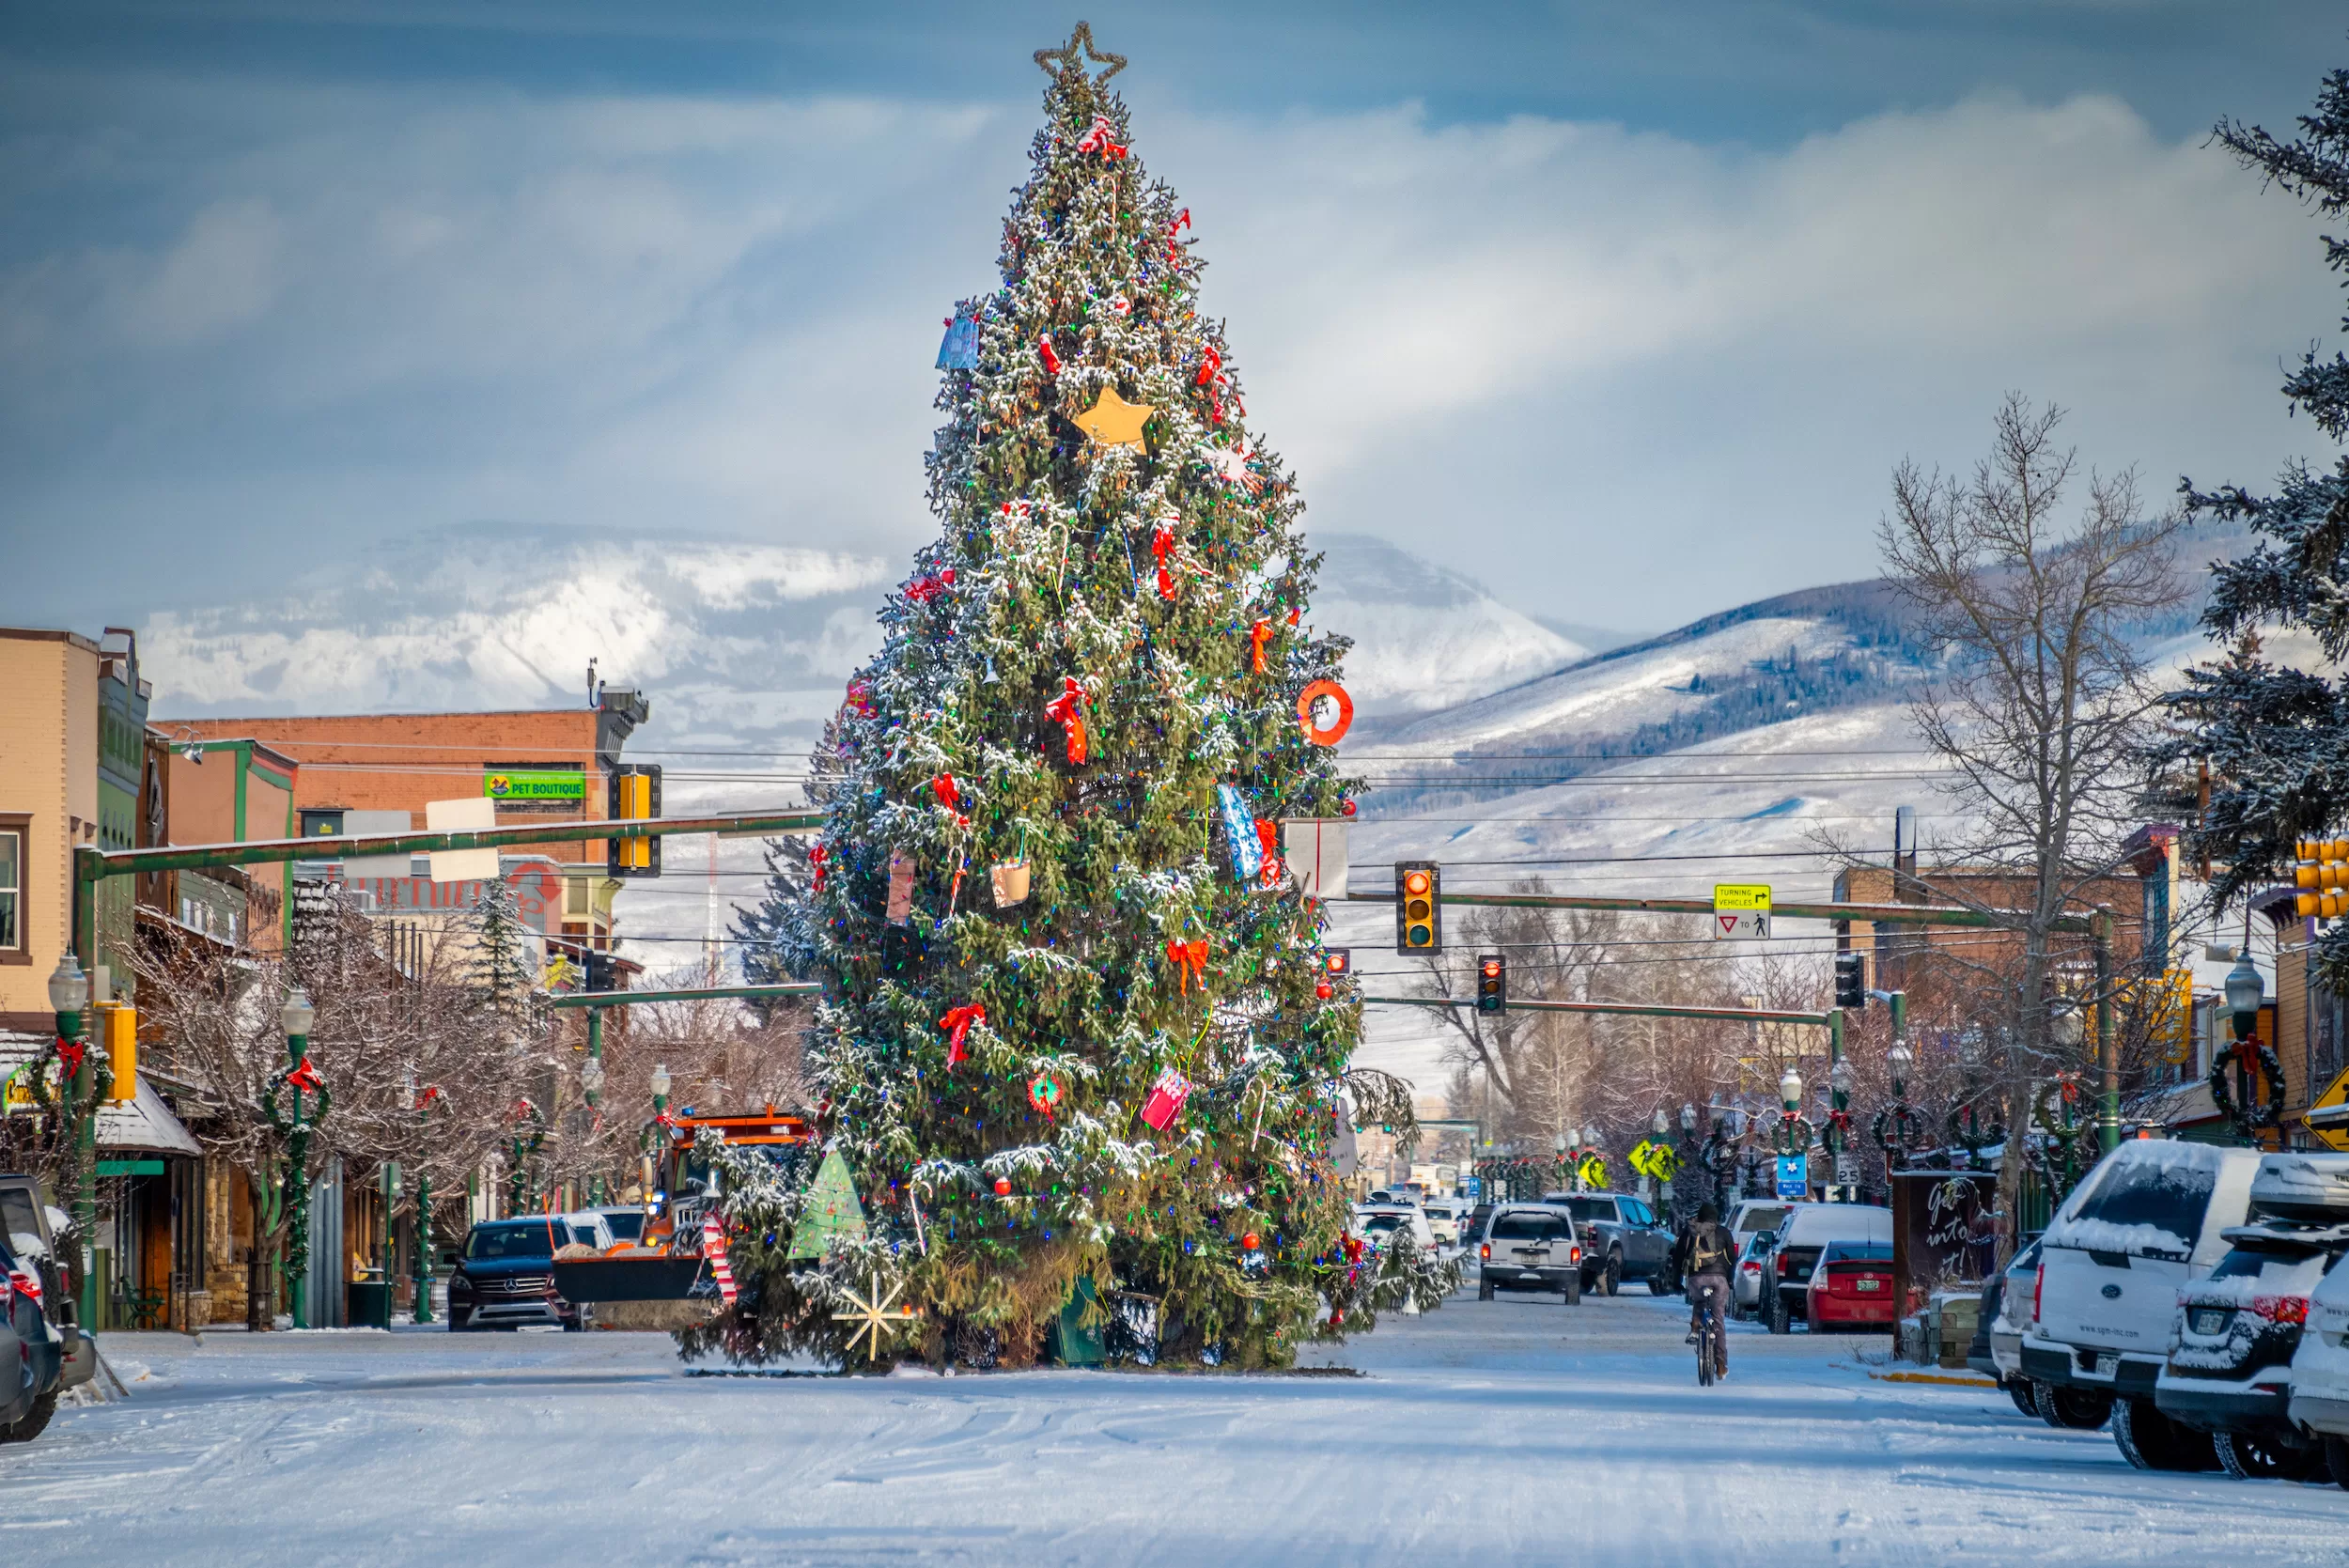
(1194, 346, 1235, 427)
(286, 1056, 324, 1094)
(1164, 939, 1209, 993)
(929, 773, 972, 830)
(1037, 333, 1062, 376)
(1166, 207, 1190, 262)
(1343, 1235, 1364, 1265)
(809, 843, 828, 893)
(1075, 115, 1128, 160)
(905, 567, 957, 604)
(1043, 677, 1089, 765)
(940, 1003, 987, 1069)
(1151, 525, 1178, 600)
(1249, 617, 1272, 674)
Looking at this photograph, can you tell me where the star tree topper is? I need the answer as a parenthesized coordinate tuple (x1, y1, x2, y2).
(1034, 21, 1127, 82)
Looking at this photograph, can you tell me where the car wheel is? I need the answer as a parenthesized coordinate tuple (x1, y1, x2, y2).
(2324, 1434, 2349, 1490)
(2110, 1398, 2215, 1471)
(2032, 1380, 2110, 1431)
(1478, 1277, 1495, 1301)
(1602, 1253, 1621, 1296)
(2003, 1380, 2038, 1419)
(0, 1391, 56, 1444)
(2213, 1428, 2311, 1481)
(1766, 1291, 1790, 1335)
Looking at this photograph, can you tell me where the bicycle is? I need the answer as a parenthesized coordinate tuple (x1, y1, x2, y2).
(1691, 1281, 1728, 1386)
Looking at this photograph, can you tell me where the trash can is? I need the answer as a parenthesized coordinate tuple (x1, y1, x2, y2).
(348, 1281, 392, 1329)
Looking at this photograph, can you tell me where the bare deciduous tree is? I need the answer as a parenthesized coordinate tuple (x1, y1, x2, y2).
(1877, 392, 2187, 1256)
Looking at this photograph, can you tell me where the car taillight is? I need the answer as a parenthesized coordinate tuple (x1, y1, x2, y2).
(2252, 1295, 2310, 1326)
(1480, 1244, 1490, 1260)
(8, 1268, 35, 1306)
(1570, 1246, 1581, 1265)
(1742, 1261, 1760, 1274)
(2033, 1263, 2044, 1326)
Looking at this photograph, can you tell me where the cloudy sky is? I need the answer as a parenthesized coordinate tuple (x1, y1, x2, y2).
(4, 1, 2345, 638)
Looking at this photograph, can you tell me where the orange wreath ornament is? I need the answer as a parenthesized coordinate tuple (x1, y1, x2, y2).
(1297, 680, 1354, 747)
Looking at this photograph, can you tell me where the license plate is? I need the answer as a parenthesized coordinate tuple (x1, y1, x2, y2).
(2092, 1354, 2118, 1376)
(1854, 1279, 1881, 1292)
(2189, 1308, 2231, 1336)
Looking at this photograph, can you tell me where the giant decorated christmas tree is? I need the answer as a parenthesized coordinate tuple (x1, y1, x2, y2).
(694, 24, 1438, 1370)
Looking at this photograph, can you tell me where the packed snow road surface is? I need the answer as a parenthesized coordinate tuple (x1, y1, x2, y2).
(5, 1288, 2343, 1565)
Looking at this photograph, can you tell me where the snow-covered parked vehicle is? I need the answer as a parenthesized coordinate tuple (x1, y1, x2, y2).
(1350, 1203, 1438, 1258)
(1968, 1238, 2043, 1416)
(2289, 1243, 2349, 1488)
(2022, 1140, 2260, 1442)
(2151, 1206, 2349, 1479)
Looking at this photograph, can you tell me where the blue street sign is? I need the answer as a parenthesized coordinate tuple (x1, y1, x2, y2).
(1775, 1156, 1809, 1200)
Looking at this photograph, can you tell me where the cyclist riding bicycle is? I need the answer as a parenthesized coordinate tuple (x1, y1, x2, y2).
(1676, 1203, 1735, 1380)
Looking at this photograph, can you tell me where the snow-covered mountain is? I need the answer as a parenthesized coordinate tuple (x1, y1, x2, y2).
(1303, 533, 1584, 716)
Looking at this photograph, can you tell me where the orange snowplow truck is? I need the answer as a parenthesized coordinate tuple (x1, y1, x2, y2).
(551, 1108, 813, 1305)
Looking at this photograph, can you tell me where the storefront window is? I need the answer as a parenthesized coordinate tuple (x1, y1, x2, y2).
(0, 828, 19, 950)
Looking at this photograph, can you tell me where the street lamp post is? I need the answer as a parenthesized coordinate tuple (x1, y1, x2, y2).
(1828, 1057, 1855, 1201)
(582, 1048, 606, 1206)
(263, 986, 324, 1328)
(1776, 1067, 1815, 1196)
(47, 955, 94, 1331)
(2213, 950, 2281, 1142)
(402, 1074, 441, 1325)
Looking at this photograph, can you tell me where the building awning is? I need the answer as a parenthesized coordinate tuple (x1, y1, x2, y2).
(96, 1074, 204, 1157)
(0, 1031, 204, 1157)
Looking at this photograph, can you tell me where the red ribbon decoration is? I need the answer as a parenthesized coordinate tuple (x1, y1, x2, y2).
(1037, 334, 1062, 375)
(1166, 207, 1190, 262)
(1249, 617, 1272, 674)
(1043, 677, 1089, 765)
(809, 843, 828, 893)
(940, 1003, 986, 1069)
(1253, 819, 1284, 889)
(905, 567, 957, 604)
(1151, 525, 1178, 600)
(1163, 939, 1209, 993)
(287, 1056, 324, 1094)
(1075, 115, 1128, 160)
(54, 1036, 85, 1078)
(929, 773, 971, 830)
(419, 1084, 444, 1110)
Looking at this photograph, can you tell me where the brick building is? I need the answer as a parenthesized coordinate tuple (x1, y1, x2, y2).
(168, 688, 650, 962)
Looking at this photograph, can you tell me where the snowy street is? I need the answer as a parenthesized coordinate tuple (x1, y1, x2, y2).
(8, 1289, 2345, 1566)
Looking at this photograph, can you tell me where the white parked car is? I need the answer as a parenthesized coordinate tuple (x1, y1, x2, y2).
(2291, 1242, 2349, 1486)
(1350, 1204, 1437, 1257)
(1420, 1200, 1468, 1247)
(2022, 1140, 2261, 1443)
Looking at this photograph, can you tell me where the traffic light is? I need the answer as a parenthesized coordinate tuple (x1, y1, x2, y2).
(1834, 950, 1866, 1010)
(1395, 861, 1441, 953)
(1476, 953, 1506, 1015)
(101, 1002, 138, 1103)
(584, 950, 619, 992)
(607, 764, 662, 878)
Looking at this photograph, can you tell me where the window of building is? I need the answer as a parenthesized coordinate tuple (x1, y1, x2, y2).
(0, 824, 19, 952)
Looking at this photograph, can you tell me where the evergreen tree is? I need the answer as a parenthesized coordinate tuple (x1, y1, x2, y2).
(2162, 61, 2349, 985)
(695, 28, 1427, 1368)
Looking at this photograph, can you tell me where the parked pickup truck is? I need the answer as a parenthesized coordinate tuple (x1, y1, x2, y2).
(1541, 1190, 1675, 1296)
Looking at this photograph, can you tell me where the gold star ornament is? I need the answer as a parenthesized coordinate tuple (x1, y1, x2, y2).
(1034, 22, 1126, 83)
(1074, 387, 1153, 450)
(832, 1270, 923, 1361)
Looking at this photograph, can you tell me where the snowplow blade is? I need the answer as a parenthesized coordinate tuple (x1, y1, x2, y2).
(552, 1255, 708, 1303)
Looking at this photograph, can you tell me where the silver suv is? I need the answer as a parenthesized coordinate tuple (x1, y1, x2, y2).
(1476, 1204, 1584, 1303)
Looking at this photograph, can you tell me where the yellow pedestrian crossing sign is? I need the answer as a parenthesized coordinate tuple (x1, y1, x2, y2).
(2308, 1065, 2349, 1153)
(1713, 884, 1771, 939)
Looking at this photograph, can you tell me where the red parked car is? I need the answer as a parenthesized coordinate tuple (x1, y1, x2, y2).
(1807, 1240, 1897, 1329)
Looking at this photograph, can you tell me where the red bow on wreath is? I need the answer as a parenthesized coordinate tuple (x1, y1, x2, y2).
(1151, 525, 1178, 601)
(1249, 618, 1273, 674)
(1043, 677, 1089, 765)
(1826, 1109, 1853, 1141)
(1075, 115, 1128, 160)
(419, 1084, 444, 1110)
(54, 1035, 85, 1077)
(1164, 939, 1209, 993)
(940, 1003, 987, 1069)
(286, 1056, 324, 1094)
